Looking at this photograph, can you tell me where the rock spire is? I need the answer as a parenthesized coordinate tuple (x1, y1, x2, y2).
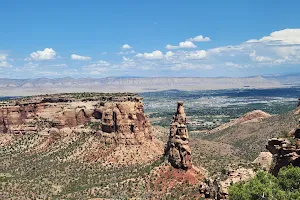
(165, 102, 192, 169)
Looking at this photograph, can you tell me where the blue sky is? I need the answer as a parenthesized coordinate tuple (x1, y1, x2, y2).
(0, 0, 300, 78)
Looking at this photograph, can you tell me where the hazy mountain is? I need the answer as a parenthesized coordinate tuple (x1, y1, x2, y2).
(0, 76, 287, 96)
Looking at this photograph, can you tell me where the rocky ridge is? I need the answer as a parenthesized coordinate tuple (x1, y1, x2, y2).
(209, 110, 271, 134)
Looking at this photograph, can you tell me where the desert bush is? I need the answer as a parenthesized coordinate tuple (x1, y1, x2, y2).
(229, 165, 300, 200)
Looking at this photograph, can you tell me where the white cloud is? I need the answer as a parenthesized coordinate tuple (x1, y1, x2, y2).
(0, 54, 8, 61)
(273, 46, 300, 58)
(24, 62, 39, 69)
(122, 56, 134, 62)
(52, 64, 67, 67)
(0, 61, 12, 68)
(165, 44, 176, 50)
(188, 35, 211, 42)
(28, 48, 56, 61)
(136, 50, 165, 60)
(83, 60, 110, 75)
(83, 60, 110, 68)
(118, 50, 136, 55)
(246, 29, 300, 45)
(170, 63, 213, 71)
(71, 54, 92, 61)
(225, 62, 243, 68)
(249, 50, 273, 62)
(208, 46, 245, 55)
(185, 50, 207, 60)
(165, 51, 174, 58)
(120, 56, 136, 68)
(166, 41, 197, 50)
(121, 44, 132, 50)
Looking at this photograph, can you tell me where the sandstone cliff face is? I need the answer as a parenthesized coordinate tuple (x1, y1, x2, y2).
(165, 102, 192, 169)
(0, 93, 153, 145)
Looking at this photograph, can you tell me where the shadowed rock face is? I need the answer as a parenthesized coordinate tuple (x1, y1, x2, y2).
(0, 93, 153, 145)
(165, 102, 192, 169)
(266, 119, 300, 176)
(267, 138, 300, 176)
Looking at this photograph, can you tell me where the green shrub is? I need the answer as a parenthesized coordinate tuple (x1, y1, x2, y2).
(229, 165, 300, 200)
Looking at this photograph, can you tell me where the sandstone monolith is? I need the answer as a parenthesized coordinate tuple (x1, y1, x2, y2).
(165, 102, 192, 169)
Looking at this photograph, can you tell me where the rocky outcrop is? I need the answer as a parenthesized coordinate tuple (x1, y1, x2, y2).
(165, 102, 192, 169)
(253, 152, 273, 171)
(199, 168, 255, 199)
(0, 93, 153, 145)
(266, 138, 300, 176)
(266, 119, 300, 175)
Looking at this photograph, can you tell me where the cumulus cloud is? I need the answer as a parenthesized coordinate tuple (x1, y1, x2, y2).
(273, 46, 300, 59)
(225, 62, 243, 68)
(0, 61, 12, 68)
(185, 50, 207, 60)
(0, 54, 12, 68)
(28, 48, 56, 61)
(249, 50, 273, 62)
(0, 54, 8, 61)
(71, 54, 92, 61)
(136, 50, 165, 60)
(165, 51, 174, 58)
(166, 41, 197, 50)
(188, 35, 211, 42)
(121, 44, 132, 50)
(246, 29, 300, 45)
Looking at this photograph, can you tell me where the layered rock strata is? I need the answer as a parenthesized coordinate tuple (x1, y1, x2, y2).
(0, 93, 153, 145)
(165, 102, 192, 169)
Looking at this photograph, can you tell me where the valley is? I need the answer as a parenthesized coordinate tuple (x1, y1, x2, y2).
(1, 88, 300, 199)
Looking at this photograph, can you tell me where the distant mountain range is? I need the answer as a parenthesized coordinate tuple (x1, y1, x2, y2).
(0, 74, 299, 96)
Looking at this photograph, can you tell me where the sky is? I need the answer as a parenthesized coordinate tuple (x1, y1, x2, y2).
(0, 0, 300, 78)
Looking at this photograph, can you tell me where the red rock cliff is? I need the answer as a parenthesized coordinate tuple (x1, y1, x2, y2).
(0, 93, 153, 145)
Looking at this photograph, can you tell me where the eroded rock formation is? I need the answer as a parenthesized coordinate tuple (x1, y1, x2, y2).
(199, 168, 255, 200)
(267, 139, 300, 176)
(0, 93, 153, 145)
(266, 119, 300, 175)
(165, 102, 192, 169)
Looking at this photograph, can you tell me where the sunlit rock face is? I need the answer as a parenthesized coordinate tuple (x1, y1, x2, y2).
(165, 102, 192, 169)
(0, 93, 153, 145)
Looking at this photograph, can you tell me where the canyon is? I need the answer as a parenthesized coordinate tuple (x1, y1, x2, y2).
(1, 92, 300, 199)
